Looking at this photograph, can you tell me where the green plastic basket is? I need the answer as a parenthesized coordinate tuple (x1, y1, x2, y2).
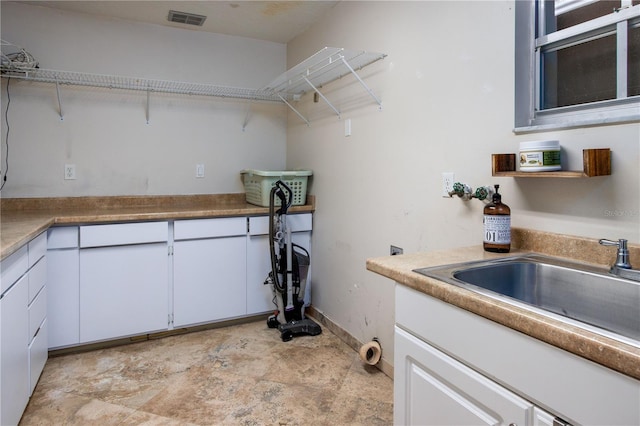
(241, 169, 312, 207)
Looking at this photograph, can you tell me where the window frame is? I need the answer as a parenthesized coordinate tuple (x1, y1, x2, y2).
(514, 0, 640, 133)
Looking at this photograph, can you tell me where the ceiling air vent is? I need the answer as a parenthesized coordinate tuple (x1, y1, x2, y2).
(168, 10, 207, 26)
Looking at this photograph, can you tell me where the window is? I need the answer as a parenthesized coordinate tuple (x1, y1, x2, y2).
(515, 0, 640, 132)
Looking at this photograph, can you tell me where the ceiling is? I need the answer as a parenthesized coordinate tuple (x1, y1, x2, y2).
(14, 1, 340, 44)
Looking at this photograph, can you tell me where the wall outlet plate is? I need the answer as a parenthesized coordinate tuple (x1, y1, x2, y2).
(442, 172, 454, 197)
(64, 164, 76, 180)
(390, 245, 404, 256)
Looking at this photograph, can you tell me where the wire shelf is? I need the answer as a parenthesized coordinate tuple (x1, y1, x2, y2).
(262, 47, 387, 100)
(0, 68, 282, 102)
(0, 47, 387, 125)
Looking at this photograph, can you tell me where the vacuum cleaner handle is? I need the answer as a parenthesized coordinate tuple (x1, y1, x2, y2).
(274, 180, 293, 214)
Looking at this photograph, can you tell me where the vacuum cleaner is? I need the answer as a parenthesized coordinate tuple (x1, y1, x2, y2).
(264, 180, 321, 341)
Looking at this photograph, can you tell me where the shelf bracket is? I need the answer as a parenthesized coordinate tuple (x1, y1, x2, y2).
(278, 94, 310, 127)
(339, 56, 383, 110)
(145, 86, 151, 124)
(242, 100, 252, 132)
(302, 76, 340, 119)
(54, 76, 64, 121)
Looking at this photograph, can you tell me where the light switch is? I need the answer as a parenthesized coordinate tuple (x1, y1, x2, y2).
(196, 164, 205, 178)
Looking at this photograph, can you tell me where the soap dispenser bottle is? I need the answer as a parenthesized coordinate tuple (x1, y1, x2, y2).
(483, 184, 511, 253)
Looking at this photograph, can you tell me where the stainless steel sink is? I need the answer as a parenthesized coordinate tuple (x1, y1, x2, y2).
(414, 254, 640, 346)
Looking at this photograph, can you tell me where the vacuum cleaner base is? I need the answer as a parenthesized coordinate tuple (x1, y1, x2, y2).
(269, 317, 322, 342)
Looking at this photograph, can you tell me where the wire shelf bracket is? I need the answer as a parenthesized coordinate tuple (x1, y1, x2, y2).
(242, 100, 253, 132)
(54, 76, 63, 121)
(339, 55, 383, 109)
(303, 76, 340, 119)
(145, 86, 151, 125)
(278, 94, 310, 127)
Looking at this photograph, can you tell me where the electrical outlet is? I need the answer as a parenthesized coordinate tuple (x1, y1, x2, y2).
(64, 164, 76, 180)
(390, 245, 403, 256)
(196, 164, 205, 178)
(442, 172, 454, 197)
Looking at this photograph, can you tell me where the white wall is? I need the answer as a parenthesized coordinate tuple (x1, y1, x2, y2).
(0, 2, 287, 197)
(286, 1, 640, 368)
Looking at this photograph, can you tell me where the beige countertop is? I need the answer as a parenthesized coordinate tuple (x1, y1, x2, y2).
(367, 228, 640, 381)
(0, 194, 315, 260)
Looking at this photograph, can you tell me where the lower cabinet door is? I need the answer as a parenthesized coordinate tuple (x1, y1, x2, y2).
(173, 236, 247, 327)
(28, 318, 48, 395)
(246, 231, 311, 315)
(1, 275, 29, 426)
(79, 243, 169, 343)
(27, 286, 47, 395)
(246, 233, 273, 315)
(46, 248, 80, 349)
(394, 326, 535, 426)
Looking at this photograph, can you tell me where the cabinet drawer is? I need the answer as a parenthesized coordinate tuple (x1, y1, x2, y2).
(48, 227, 79, 249)
(249, 213, 312, 236)
(29, 318, 48, 395)
(174, 217, 246, 240)
(28, 257, 47, 304)
(1, 245, 28, 294)
(28, 232, 47, 267)
(29, 286, 47, 340)
(80, 222, 168, 248)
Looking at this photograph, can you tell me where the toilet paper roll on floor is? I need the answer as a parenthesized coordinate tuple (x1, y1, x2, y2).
(359, 339, 382, 365)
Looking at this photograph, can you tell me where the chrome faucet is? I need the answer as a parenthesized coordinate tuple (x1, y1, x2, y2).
(599, 238, 640, 282)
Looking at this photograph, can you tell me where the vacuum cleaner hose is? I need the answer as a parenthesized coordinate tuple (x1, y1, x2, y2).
(269, 185, 285, 294)
(268, 180, 291, 294)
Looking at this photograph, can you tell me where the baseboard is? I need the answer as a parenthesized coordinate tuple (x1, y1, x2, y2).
(50, 309, 395, 380)
(306, 305, 394, 379)
(49, 313, 269, 357)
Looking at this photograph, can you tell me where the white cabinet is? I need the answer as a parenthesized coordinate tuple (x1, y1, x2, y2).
(0, 232, 47, 426)
(1, 273, 29, 426)
(173, 217, 247, 327)
(395, 284, 640, 426)
(47, 226, 80, 349)
(395, 327, 534, 425)
(43, 213, 313, 346)
(1, 245, 28, 294)
(246, 214, 312, 315)
(79, 222, 169, 343)
(533, 408, 557, 426)
(28, 290, 47, 395)
(26, 238, 47, 397)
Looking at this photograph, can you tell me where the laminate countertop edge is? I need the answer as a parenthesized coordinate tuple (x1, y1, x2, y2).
(1, 194, 315, 260)
(366, 241, 640, 381)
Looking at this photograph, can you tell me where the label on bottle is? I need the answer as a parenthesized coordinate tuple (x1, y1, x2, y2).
(483, 215, 511, 244)
(519, 150, 561, 167)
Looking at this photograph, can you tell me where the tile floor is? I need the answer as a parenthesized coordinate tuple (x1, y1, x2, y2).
(19, 320, 394, 425)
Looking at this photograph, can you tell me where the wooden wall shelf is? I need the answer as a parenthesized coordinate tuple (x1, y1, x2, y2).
(492, 148, 611, 178)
